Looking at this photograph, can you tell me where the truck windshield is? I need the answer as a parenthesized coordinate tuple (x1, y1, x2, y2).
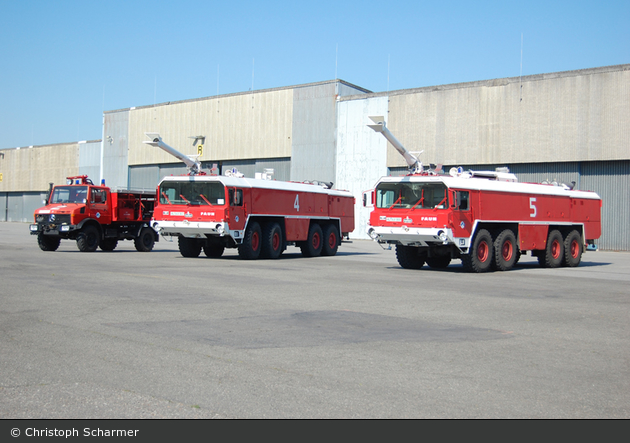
(50, 186, 88, 204)
(159, 181, 226, 206)
(376, 182, 449, 209)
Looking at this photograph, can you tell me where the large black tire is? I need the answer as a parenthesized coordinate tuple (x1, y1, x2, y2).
(539, 229, 564, 268)
(426, 256, 451, 269)
(76, 225, 100, 252)
(134, 227, 155, 252)
(37, 233, 60, 251)
(563, 230, 582, 267)
(493, 229, 518, 271)
(261, 222, 283, 259)
(396, 245, 425, 269)
(99, 238, 118, 251)
(238, 221, 262, 260)
(462, 228, 493, 273)
(300, 223, 323, 257)
(178, 236, 201, 258)
(203, 242, 225, 258)
(321, 224, 340, 257)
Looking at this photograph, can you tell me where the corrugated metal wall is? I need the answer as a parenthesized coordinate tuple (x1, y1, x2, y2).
(582, 161, 630, 251)
(2, 192, 48, 222)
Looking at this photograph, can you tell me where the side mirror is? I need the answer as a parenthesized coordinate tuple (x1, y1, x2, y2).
(451, 191, 461, 209)
(362, 190, 374, 208)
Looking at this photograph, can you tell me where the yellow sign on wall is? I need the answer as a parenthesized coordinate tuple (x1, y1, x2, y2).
(197, 144, 203, 156)
(0, 172, 3, 182)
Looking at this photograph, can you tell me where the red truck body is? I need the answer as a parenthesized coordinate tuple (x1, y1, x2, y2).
(152, 174, 355, 259)
(30, 175, 158, 252)
(364, 172, 602, 272)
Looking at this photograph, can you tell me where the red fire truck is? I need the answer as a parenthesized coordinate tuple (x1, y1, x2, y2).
(30, 175, 158, 252)
(363, 116, 602, 272)
(144, 134, 355, 259)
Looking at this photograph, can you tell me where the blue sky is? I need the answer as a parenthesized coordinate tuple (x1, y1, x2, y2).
(1, 0, 628, 149)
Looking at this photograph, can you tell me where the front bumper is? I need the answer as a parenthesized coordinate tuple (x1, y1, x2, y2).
(30, 223, 77, 236)
(152, 220, 235, 240)
(367, 226, 469, 250)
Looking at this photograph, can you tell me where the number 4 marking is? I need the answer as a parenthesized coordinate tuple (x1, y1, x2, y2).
(529, 197, 537, 217)
(294, 194, 300, 212)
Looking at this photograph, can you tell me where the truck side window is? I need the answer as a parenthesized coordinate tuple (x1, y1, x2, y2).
(454, 191, 469, 210)
(90, 189, 106, 204)
(229, 188, 243, 206)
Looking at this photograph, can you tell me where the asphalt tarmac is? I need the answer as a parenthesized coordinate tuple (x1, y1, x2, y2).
(1, 221, 628, 418)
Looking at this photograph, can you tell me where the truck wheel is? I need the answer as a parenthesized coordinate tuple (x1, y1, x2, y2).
(261, 222, 283, 259)
(539, 229, 564, 268)
(178, 236, 201, 258)
(38, 233, 60, 251)
(203, 243, 225, 258)
(426, 256, 451, 269)
(321, 224, 339, 256)
(300, 223, 323, 257)
(563, 230, 582, 267)
(396, 245, 425, 269)
(134, 227, 155, 252)
(493, 229, 517, 271)
(100, 238, 118, 251)
(462, 229, 493, 272)
(238, 221, 262, 259)
(76, 225, 100, 252)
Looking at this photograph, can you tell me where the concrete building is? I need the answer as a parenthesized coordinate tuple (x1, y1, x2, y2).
(1, 64, 628, 250)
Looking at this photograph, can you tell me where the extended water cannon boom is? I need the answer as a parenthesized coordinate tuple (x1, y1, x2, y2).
(143, 133, 202, 175)
(367, 116, 423, 173)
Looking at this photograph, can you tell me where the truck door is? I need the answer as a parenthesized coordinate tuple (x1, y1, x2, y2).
(89, 187, 112, 225)
(450, 190, 473, 237)
(228, 187, 246, 231)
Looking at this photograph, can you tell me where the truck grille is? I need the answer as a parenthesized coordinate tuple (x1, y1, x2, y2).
(37, 214, 71, 225)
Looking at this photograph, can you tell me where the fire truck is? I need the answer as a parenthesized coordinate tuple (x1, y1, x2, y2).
(363, 116, 602, 272)
(30, 176, 158, 252)
(144, 134, 355, 259)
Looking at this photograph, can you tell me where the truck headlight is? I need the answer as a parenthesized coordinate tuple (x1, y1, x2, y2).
(368, 228, 379, 240)
(438, 230, 449, 242)
(216, 224, 225, 235)
(61, 225, 70, 232)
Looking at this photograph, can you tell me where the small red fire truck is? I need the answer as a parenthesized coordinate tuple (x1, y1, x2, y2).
(30, 176, 158, 252)
(144, 134, 354, 259)
(363, 116, 602, 272)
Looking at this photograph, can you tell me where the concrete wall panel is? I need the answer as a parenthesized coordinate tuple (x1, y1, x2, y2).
(102, 110, 129, 189)
(336, 95, 389, 239)
(0, 144, 79, 192)
(290, 83, 337, 184)
(124, 88, 294, 166)
(383, 65, 629, 168)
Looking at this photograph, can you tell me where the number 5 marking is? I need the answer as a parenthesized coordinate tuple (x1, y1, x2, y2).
(294, 194, 300, 212)
(529, 197, 537, 218)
